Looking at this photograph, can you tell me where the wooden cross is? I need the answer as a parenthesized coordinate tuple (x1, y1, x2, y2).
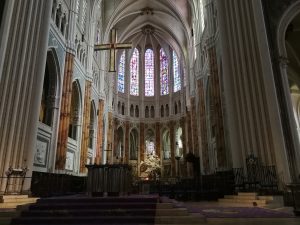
(95, 29, 132, 72)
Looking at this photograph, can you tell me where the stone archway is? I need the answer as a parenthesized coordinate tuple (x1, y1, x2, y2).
(277, 4, 300, 181)
(35, 49, 61, 172)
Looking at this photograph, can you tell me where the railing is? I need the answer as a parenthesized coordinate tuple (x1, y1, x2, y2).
(31, 172, 87, 197)
(232, 166, 279, 193)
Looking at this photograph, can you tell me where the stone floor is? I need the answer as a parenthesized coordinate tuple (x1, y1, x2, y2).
(183, 201, 300, 225)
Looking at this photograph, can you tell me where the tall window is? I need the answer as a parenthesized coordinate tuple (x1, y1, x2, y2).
(145, 49, 154, 96)
(118, 51, 125, 93)
(173, 51, 181, 92)
(130, 48, 139, 96)
(160, 48, 169, 95)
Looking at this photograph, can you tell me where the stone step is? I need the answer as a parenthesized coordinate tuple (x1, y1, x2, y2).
(224, 195, 258, 200)
(218, 198, 267, 205)
(20, 208, 189, 217)
(0, 201, 37, 209)
(11, 215, 206, 225)
(1, 198, 38, 204)
(0, 196, 28, 200)
(157, 203, 174, 209)
(238, 192, 258, 197)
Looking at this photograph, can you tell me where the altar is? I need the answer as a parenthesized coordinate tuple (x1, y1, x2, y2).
(86, 164, 132, 196)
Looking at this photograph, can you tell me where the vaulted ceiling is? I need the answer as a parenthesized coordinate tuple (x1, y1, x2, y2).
(102, 0, 193, 61)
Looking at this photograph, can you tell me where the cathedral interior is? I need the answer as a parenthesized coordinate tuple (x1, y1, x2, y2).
(1, 0, 300, 222)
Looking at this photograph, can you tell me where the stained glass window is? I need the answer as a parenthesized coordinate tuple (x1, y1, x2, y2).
(145, 49, 154, 96)
(130, 48, 139, 96)
(160, 48, 169, 95)
(118, 51, 125, 93)
(173, 51, 181, 92)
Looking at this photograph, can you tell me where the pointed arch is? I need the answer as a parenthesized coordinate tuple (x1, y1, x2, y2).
(39, 49, 61, 127)
(69, 80, 82, 140)
(129, 128, 139, 160)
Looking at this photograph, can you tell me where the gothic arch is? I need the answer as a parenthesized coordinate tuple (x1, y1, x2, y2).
(39, 48, 61, 126)
(129, 128, 139, 160)
(68, 80, 83, 140)
(277, 1, 300, 57)
(161, 127, 171, 160)
(115, 126, 125, 161)
(277, 2, 300, 180)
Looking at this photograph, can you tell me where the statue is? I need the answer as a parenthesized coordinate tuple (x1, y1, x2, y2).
(140, 153, 161, 180)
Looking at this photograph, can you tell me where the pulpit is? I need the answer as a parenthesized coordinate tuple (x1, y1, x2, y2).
(86, 164, 132, 196)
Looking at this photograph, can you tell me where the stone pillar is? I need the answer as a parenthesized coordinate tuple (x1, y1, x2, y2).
(169, 121, 176, 176)
(217, 0, 292, 181)
(95, 99, 104, 164)
(197, 79, 209, 172)
(56, 52, 74, 170)
(140, 123, 145, 163)
(190, 98, 199, 155)
(79, 81, 92, 173)
(124, 121, 130, 163)
(186, 110, 193, 153)
(208, 46, 227, 168)
(0, 0, 53, 192)
(106, 112, 114, 164)
(155, 122, 161, 158)
(180, 117, 187, 176)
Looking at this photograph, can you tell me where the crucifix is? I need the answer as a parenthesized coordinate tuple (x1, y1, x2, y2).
(95, 29, 132, 72)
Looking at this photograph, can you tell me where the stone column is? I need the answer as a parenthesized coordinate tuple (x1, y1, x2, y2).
(56, 52, 74, 170)
(0, 0, 53, 192)
(216, 0, 291, 182)
(140, 123, 145, 162)
(155, 122, 161, 158)
(95, 99, 104, 164)
(208, 46, 227, 168)
(169, 121, 176, 176)
(190, 98, 199, 155)
(124, 121, 130, 163)
(197, 79, 209, 172)
(79, 81, 92, 173)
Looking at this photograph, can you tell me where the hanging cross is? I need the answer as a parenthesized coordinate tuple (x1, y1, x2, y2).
(95, 29, 132, 72)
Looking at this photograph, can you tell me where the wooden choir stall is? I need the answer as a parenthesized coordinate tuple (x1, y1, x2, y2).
(86, 164, 132, 196)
